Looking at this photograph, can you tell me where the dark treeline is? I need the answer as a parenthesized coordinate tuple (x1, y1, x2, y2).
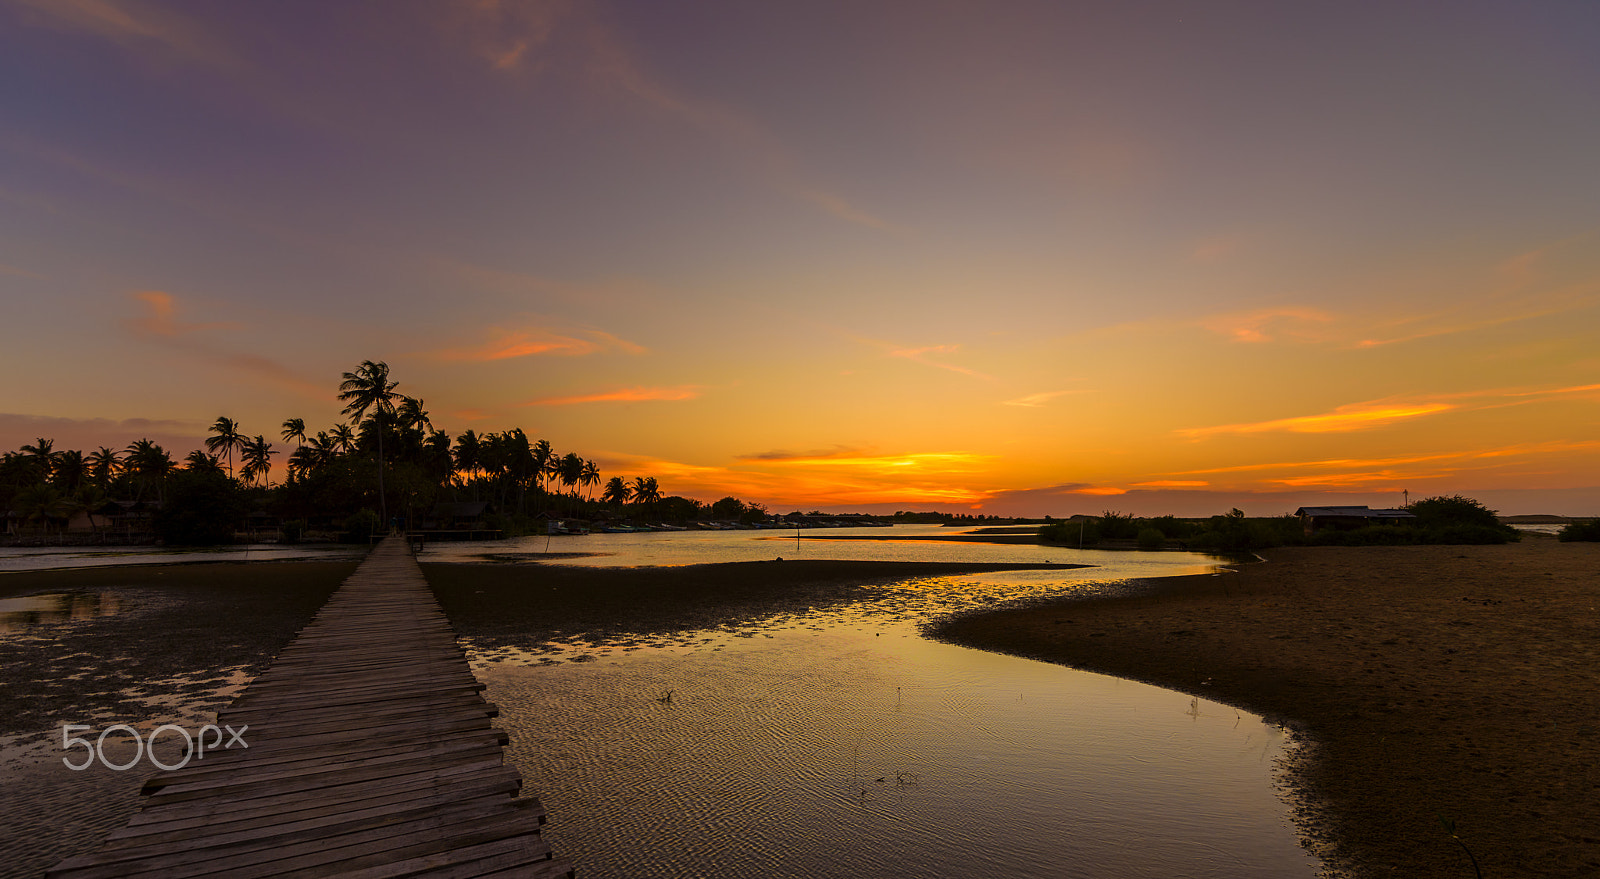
(0, 361, 761, 545)
(1041, 496, 1522, 552)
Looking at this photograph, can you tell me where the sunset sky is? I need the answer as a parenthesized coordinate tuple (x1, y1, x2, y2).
(3, 1, 1597, 516)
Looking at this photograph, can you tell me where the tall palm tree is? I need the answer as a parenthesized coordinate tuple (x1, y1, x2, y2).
(281, 417, 307, 448)
(453, 430, 481, 485)
(205, 417, 246, 480)
(531, 439, 553, 496)
(329, 424, 356, 455)
(397, 396, 432, 433)
(53, 449, 88, 493)
(557, 453, 583, 498)
(20, 437, 60, 484)
(580, 459, 601, 502)
(602, 476, 632, 508)
(240, 435, 277, 487)
(630, 476, 661, 516)
(124, 439, 174, 503)
(87, 446, 121, 490)
(338, 360, 399, 526)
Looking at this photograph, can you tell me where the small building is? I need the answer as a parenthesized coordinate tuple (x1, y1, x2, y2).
(1294, 505, 1416, 536)
(423, 501, 490, 530)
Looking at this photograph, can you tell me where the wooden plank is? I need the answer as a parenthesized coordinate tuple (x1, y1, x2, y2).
(48, 536, 564, 879)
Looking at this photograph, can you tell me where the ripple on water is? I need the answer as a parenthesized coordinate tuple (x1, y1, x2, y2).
(467, 566, 1318, 879)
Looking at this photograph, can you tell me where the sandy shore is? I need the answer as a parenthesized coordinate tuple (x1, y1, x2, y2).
(932, 535, 1600, 878)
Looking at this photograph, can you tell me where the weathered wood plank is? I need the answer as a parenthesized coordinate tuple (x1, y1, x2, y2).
(49, 536, 568, 879)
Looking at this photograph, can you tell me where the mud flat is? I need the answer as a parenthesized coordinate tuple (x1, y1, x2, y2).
(932, 535, 1600, 878)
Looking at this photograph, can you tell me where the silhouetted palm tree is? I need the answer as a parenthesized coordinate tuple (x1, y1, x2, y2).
(580, 459, 600, 502)
(339, 360, 399, 526)
(630, 476, 661, 516)
(330, 424, 356, 455)
(87, 446, 121, 490)
(602, 476, 631, 508)
(54, 449, 88, 493)
(20, 437, 60, 484)
(240, 435, 276, 487)
(453, 430, 481, 485)
(184, 450, 225, 474)
(398, 396, 432, 433)
(558, 453, 583, 498)
(206, 417, 246, 480)
(281, 417, 307, 448)
(124, 439, 174, 503)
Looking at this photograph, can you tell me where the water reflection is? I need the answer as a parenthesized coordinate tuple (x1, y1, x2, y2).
(462, 558, 1318, 878)
(0, 592, 122, 633)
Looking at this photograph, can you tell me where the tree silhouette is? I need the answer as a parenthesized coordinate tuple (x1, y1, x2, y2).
(241, 435, 277, 487)
(338, 360, 399, 527)
(580, 459, 600, 502)
(602, 476, 632, 508)
(206, 417, 246, 480)
(281, 417, 307, 448)
(87, 446, 122, 490)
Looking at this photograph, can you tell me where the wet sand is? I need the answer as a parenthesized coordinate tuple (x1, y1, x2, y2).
(0, 561, 357, 879)
(933, 535, 1600, 878)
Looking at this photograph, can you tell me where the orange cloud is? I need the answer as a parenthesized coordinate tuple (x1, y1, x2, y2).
(887, 344, 992, 379)
(10, 0, 228, 66)
(126, 290, 236, 338)
(737, 448, 992, 473)
(525, 386, 702, 405)
(1202, 306, 1337, 344)
(1001, 390, 1082, 407)
(1133, 480, 1209, 488)
(430, 325, 646, 362)
(1178, 400, 1455, 439)
(122, 291, 324, 398)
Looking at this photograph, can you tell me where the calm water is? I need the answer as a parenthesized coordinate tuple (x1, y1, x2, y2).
(445, 527, 1320, 877)
(0, 543, 363, 572)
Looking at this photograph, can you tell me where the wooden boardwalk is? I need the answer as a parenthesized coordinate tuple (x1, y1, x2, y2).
(50, 536, 573, 879)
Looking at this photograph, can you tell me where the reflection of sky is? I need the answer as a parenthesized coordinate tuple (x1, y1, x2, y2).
(424, 524, 1224, 572)
(0, 545, 365, 573)
(2, 3, 1598, 517)
(467, 556, 1315, 877)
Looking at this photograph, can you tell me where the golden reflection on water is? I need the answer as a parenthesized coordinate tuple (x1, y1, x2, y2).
(0, 592, 121, 633)
(466, 568, 1320, 879)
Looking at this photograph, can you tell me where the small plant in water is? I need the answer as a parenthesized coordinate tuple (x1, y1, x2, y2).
(1438, 815, 1483, 879)
(656, 690, 674, 704)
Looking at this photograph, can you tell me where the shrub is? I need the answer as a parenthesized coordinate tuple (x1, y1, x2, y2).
(1098, 511, 1139, 540)
(1039, 518, 1099, 546)
(280, 518, 308, 544)
(1558, 520, 1600, 542)
(155, 469, 243, 546)
(1146, 515, 1199, 540)
(1406, 495, 1502, 530)
(342, 508, 381, 542)
(1136, 527, 1166, 550)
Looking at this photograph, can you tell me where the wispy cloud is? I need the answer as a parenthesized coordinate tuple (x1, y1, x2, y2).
(738, 448, 991, 472)
(1132, 480, 1209, 488)
(123, 291, 325, 398)
(1181, 383, 1600, 441)
(9, 0, 231, 67)
(883, 343, 992, 380)
(1001, 390, 1083, 408)
(429, 324, 644, 362)
(0, 261, 46, 280)
(1201, 306, 1338, 344)
(1178, 400, 1455, 439)
(524, 385, 702, 406)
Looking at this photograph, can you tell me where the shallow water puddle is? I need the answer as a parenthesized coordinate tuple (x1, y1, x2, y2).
(468, 574, 1319, 878)
(0, 592, 122, 633)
